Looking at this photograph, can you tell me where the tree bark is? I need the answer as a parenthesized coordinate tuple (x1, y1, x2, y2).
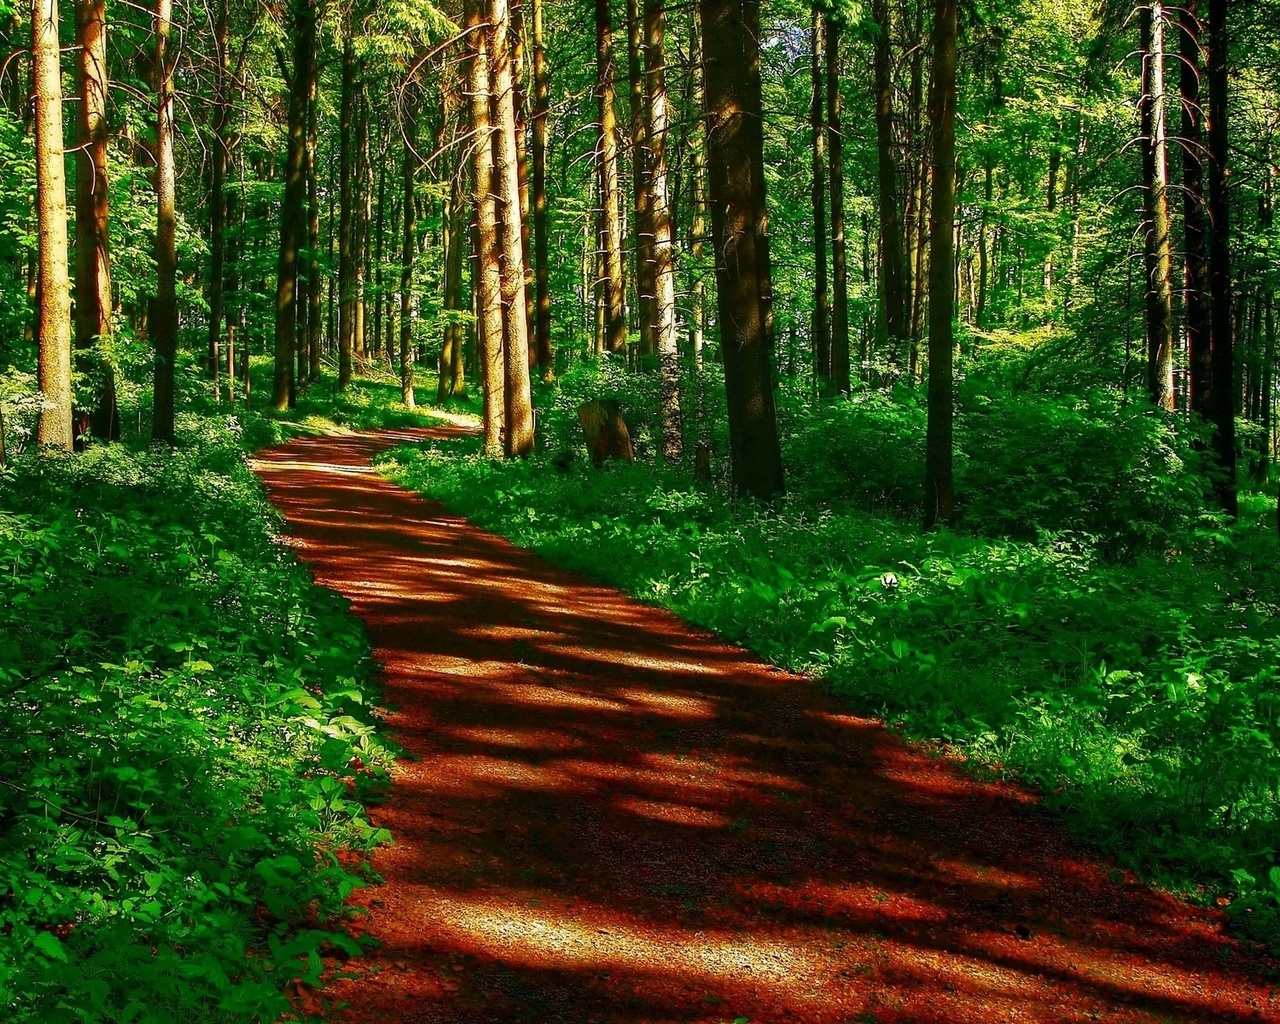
(306, 71, 322, 383)
(1180, 0, 1211, 416)
(466, 0, 506, 456)
(701, 0, 783, 499)
(1205, 0, 1236, 517)
(596, 0, 627, 355)
(1140, 3, 1175, 411)
(491, 0, 535, 456)
(75, 0, 116, 439)
(923, 0, 957, 529)
(827, 14, 849, 393)
(33, 0, 73, 449)
(151, 0, 179, 441)
(401, 95, 420, 408)
(628, 0, 655, 354)
(270, 0, 315, 411)
(688, 0, 708, 369)
(810, 7, 829, 382)
(644, 0, 681, 462)
(531, 0, 552, 374)
(338, 32, 355, 387)
(871, 0, 908, 360)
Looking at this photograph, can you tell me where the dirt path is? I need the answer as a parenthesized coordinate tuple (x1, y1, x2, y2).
(254, 429, 1278, 1024)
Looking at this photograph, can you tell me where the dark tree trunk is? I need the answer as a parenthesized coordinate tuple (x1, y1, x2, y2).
(401, 95, 420, 408)
(338, 33, 355, 387)
(531, 0, 552, 374)
(810, 7, 829, 382)
(701, 0, 783, 499)
(151, 0, 179, 441)
(1181, 0, 1211, 417)
(628, 0, 655, 354)
(871, 0, 908, 358)
(827, 14, 849, 393)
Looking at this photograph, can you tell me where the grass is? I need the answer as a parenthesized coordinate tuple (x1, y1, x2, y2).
(0, 358, 453, 1023)
(376, 385, 1280, 950)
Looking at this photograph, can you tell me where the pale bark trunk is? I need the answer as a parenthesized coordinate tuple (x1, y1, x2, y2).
(827, 14, 849, 393)
(1140, 3, 1175, 411)
(810, 7, 829, 381)
(151, 0, 180, 440)
(628, 0, 655, 354)
(596, 0, 627, 355)
(401, 99, 420, 408)
(338, 33, 355, 387)
(688, 0, 707, 369)
(531, 0, 552, 374)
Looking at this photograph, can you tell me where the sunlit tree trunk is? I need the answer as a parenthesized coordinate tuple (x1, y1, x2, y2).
(687, 0, 707, 369)
(466, 0, 505, 455)
(439, 166, 467, 401)
(400, 95, 420, 408)
(33, 0, 72, 449)
(338, 32, 355, 387)
(511, 0, 534, 351)
(75, 0, 116, 439)
(270, 0, 315, 411)
(151, 0, 180, 440)
(596, 0, 627, 355)
(1181, 0, 1210, 416)
(491, 0, 534, 456)
(306, 73, 322, 383)
(1205, 0, 1236, 518)
(628, 0, 655, 354)
(810, 7, 829, 382)
(531, 0, 552, 374)
(701, 0, 783, 499)
(827, 14, 849, 394)
(923, 0, 957, 528)
(1140, 2, 1175, 411)
(643, 0, 681, 461)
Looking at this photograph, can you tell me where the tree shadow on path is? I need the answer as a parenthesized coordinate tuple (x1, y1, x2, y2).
(253, 430, 1280, 1024)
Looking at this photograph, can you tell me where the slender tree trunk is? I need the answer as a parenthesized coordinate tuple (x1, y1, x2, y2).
(1140, 3, 1175, 411)
(628, 0, 655, 354)
(439, 166, 467, 401)
(491, 0, 535, 456)
(871, 0, 908, 360)
(977, 163, 991, 328)
(306, 73, 322, 382)
(401, 96, 420, 408)
(923, 0, 957, 528)
(810, 7, 829, 382)
(1181, 0, 1211, 416)
(511, 0, 535, 352)
(596, 0, 627, 355)
(688, 0, 707, 369)
(75, 0, 116, 439)
(374, 138, 389, 361)
(33, 0, 72, 449)
(151, 0, 180, 441)
(1204, 0, 1236, 517)
(338, 33, 355, 386)
(644, 0, 681, 461)
(270, 0, 315, 411)
(466, 0, 506, 455)
(531, 0, 552, 374)
(701, 0, 783, 499)
(827, 15, 849, 393)
(354, 87, 372, 362)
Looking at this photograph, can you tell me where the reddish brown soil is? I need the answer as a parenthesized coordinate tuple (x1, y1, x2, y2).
(254, 429, 1280, 1024)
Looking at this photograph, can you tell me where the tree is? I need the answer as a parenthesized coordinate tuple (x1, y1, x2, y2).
(1180, 0, 1211, 417)
(400, 90, 421, 408)
(701, 0, 783, 499)
(596, 0, 627, 356)
(1139, 1, 1175, 411)
(338, 29, 356, 388)
(74, 0, 116, 439)
(810, 6, 829, 381)
(151, 0, 179, 443)
(643, 0, 681, 461)
(923, 0, 957, 528)
(628, 0, 655, 354)
(827, 12, 849, 393)
(872, 0, 908, 362)
(530, 0, 552, 374)
(32, 0, 72, 449)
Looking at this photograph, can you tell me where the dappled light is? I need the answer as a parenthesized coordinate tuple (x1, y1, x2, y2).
(251, 430, 1280, 1024)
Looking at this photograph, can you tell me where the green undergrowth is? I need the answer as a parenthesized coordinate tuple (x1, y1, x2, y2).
(0, 410, 396, 1023)
(379, 377, 1280, 950)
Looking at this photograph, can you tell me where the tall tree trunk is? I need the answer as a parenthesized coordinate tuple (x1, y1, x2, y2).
(1140, 2, 1175, 411)
(151, 0, 179, 441)
(374, 137, 389, 361)
(354, 87, 372, 361)
(205, 0, 227, 393)
(511, 0, 535, 352)
(923, 0, 957, 528)
(1205, 0, 1236, 518)
(531, 0, 552, 374)
(628, 0, 655, 354)
(270, 0, 315, 411)
(401, 96, 420, 408)
(33, 0, 72, 449)
(827, 15, 849, 393)
(688, 0, 708, 369)
(75, 0, 116, 439)
(491, 0, 535, 456)
(1181, 0, 1211, 416)
(439, 164, 467, 401)
(306, 72, 322, 382)
(810, 7, 829, 382)
(337, 32, 355, 386)
(644, 0, 681, 461)
(466, 0, 505, 455)
(701, 0, 783, 499)
(977, 163, 991, 328)
(871, 0, 908, 360)
(596, 0, 627, 355)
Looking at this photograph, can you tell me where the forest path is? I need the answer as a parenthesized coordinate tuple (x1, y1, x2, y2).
(253, 429, 1277, 1024)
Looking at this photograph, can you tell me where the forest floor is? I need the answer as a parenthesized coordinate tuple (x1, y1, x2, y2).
(253, 428, 1280, 1024)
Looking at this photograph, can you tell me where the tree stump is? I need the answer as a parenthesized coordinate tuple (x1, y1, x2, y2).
(577, 399, 634, 467)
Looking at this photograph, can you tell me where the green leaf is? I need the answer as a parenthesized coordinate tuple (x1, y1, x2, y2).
(33, 931, 67, 960)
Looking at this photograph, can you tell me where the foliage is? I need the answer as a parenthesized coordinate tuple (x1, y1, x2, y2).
(379, 381, 1280, 948)
(0, 412, 394, 1023)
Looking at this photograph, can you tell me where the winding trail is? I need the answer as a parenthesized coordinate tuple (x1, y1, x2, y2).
(254, 429, 1278, 1024)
